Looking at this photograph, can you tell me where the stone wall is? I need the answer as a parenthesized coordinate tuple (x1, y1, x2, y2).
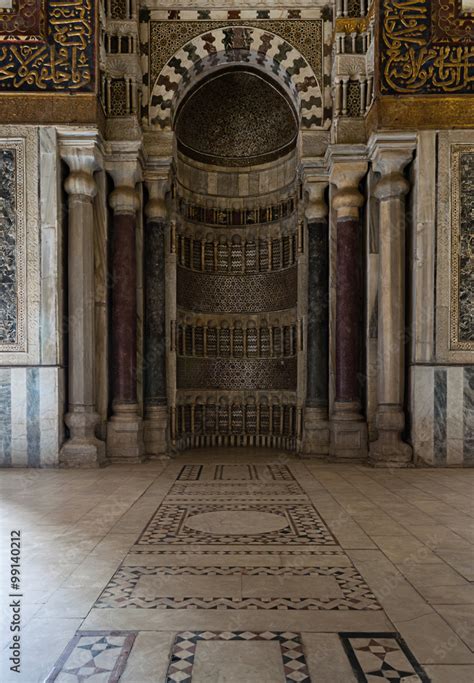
(408, 131, 474, 466)
(0, 126, 64, 466)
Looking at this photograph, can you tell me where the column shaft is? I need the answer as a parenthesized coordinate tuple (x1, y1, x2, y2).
(307, 219, 329, 406)
(144, 218, 167, 405)
(335, 217, 360, 402)
(111, 213, 137, 404)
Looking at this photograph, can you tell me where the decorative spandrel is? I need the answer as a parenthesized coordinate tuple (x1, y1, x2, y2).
(0, 0, 94, 91)
(380, 0, 474, 95)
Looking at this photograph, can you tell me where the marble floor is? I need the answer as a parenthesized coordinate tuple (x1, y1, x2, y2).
(1, 450, 473, 682)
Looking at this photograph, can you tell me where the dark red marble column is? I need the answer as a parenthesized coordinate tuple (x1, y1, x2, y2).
(335, 217, 360, 403)
(111, 212, 137, 404)
(330, 161, 368, 459)
(107, 178, 144, 462)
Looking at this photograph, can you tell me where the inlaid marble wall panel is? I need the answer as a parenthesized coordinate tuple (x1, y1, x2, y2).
(0, 366, 64, 466)
(0, 127, 40, 365)
(409, 365, 474, 465)
(436, 132, 474, 363)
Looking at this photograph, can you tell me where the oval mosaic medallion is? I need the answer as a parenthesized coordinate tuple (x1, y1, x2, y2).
(184, 510, 289, 535)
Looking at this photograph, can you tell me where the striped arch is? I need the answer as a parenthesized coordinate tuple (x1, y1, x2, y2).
(148, 26, 324, 130)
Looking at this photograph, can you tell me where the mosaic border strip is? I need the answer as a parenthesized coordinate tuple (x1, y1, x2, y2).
(95, 565, 383, 611)
(166, 630, 310, 683)
(450, 144, 474, 349)
(0, 139, 26, 352)
(340, 631, 430, 682)
(45, 631, 136, 683)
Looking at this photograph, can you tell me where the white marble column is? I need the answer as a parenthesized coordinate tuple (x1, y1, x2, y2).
(106, 160, 145, 462)
(330, 160, 368, 460)
(59, 144, 106, 467)
(369, 138, 415, 467)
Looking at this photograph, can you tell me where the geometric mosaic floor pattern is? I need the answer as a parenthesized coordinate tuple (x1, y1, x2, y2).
(136, 503, 338, 546)
(45, 632, 136, 682)
(339, 632, 430, 682)
(166, 631, 311, 683)
(95, 565, 383, 610)
(44, 454, 436, 682)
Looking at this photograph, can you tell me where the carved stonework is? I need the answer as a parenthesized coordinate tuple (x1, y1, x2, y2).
(451, 146, 474, 349)
(0, 141, 25, 352)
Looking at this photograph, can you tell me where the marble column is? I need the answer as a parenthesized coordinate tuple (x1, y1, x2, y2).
(369, 141, 414, 467)
(107, 162, 145, 462)
(302, 181, 330, 456)
(143, 179, 169, 457)
(330, 161, 368, 459)
(59, 146, 106, 467)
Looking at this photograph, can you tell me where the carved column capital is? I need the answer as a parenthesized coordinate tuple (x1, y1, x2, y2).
(369, 135, 415, 201)
(107, 158, 141, 214)
(60, 144, 102, 200)
(145, 178, 168, 221)
(305, 180, 328, 221)
(330, 160, 367, 219)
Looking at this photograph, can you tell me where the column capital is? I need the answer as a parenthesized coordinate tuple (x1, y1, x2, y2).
(145, 177, 168, 221)
(331, 160, 367, 219)
(60, 141, 102, 199)
(370, 138, 415, 201)
(369, 133, 416, 176)
(305, 180, 328, 221)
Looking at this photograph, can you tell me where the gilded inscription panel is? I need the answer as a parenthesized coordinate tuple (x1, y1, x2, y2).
(0, 0, 94, 92)
(380, 0, 474, 95)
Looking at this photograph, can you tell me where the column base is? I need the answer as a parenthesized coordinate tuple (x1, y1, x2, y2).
(300, 406, 329, 457)
(329, 401, 368, 460)
(144, 405, 170, 459)
(369, 405, 413, 467)
(60, 411, 107, 468)
(107, 404, 145, 463)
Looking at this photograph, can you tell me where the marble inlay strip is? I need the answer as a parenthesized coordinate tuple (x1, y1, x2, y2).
(0, 367, 11, 465)
(433, 368, 447, 465)
(464, 366, 474, 464)
(27, 366, 40, 466)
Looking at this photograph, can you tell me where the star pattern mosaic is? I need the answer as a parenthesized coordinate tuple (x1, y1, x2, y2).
(339, 632, 430, 682)
(45, 632, 136, 683)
